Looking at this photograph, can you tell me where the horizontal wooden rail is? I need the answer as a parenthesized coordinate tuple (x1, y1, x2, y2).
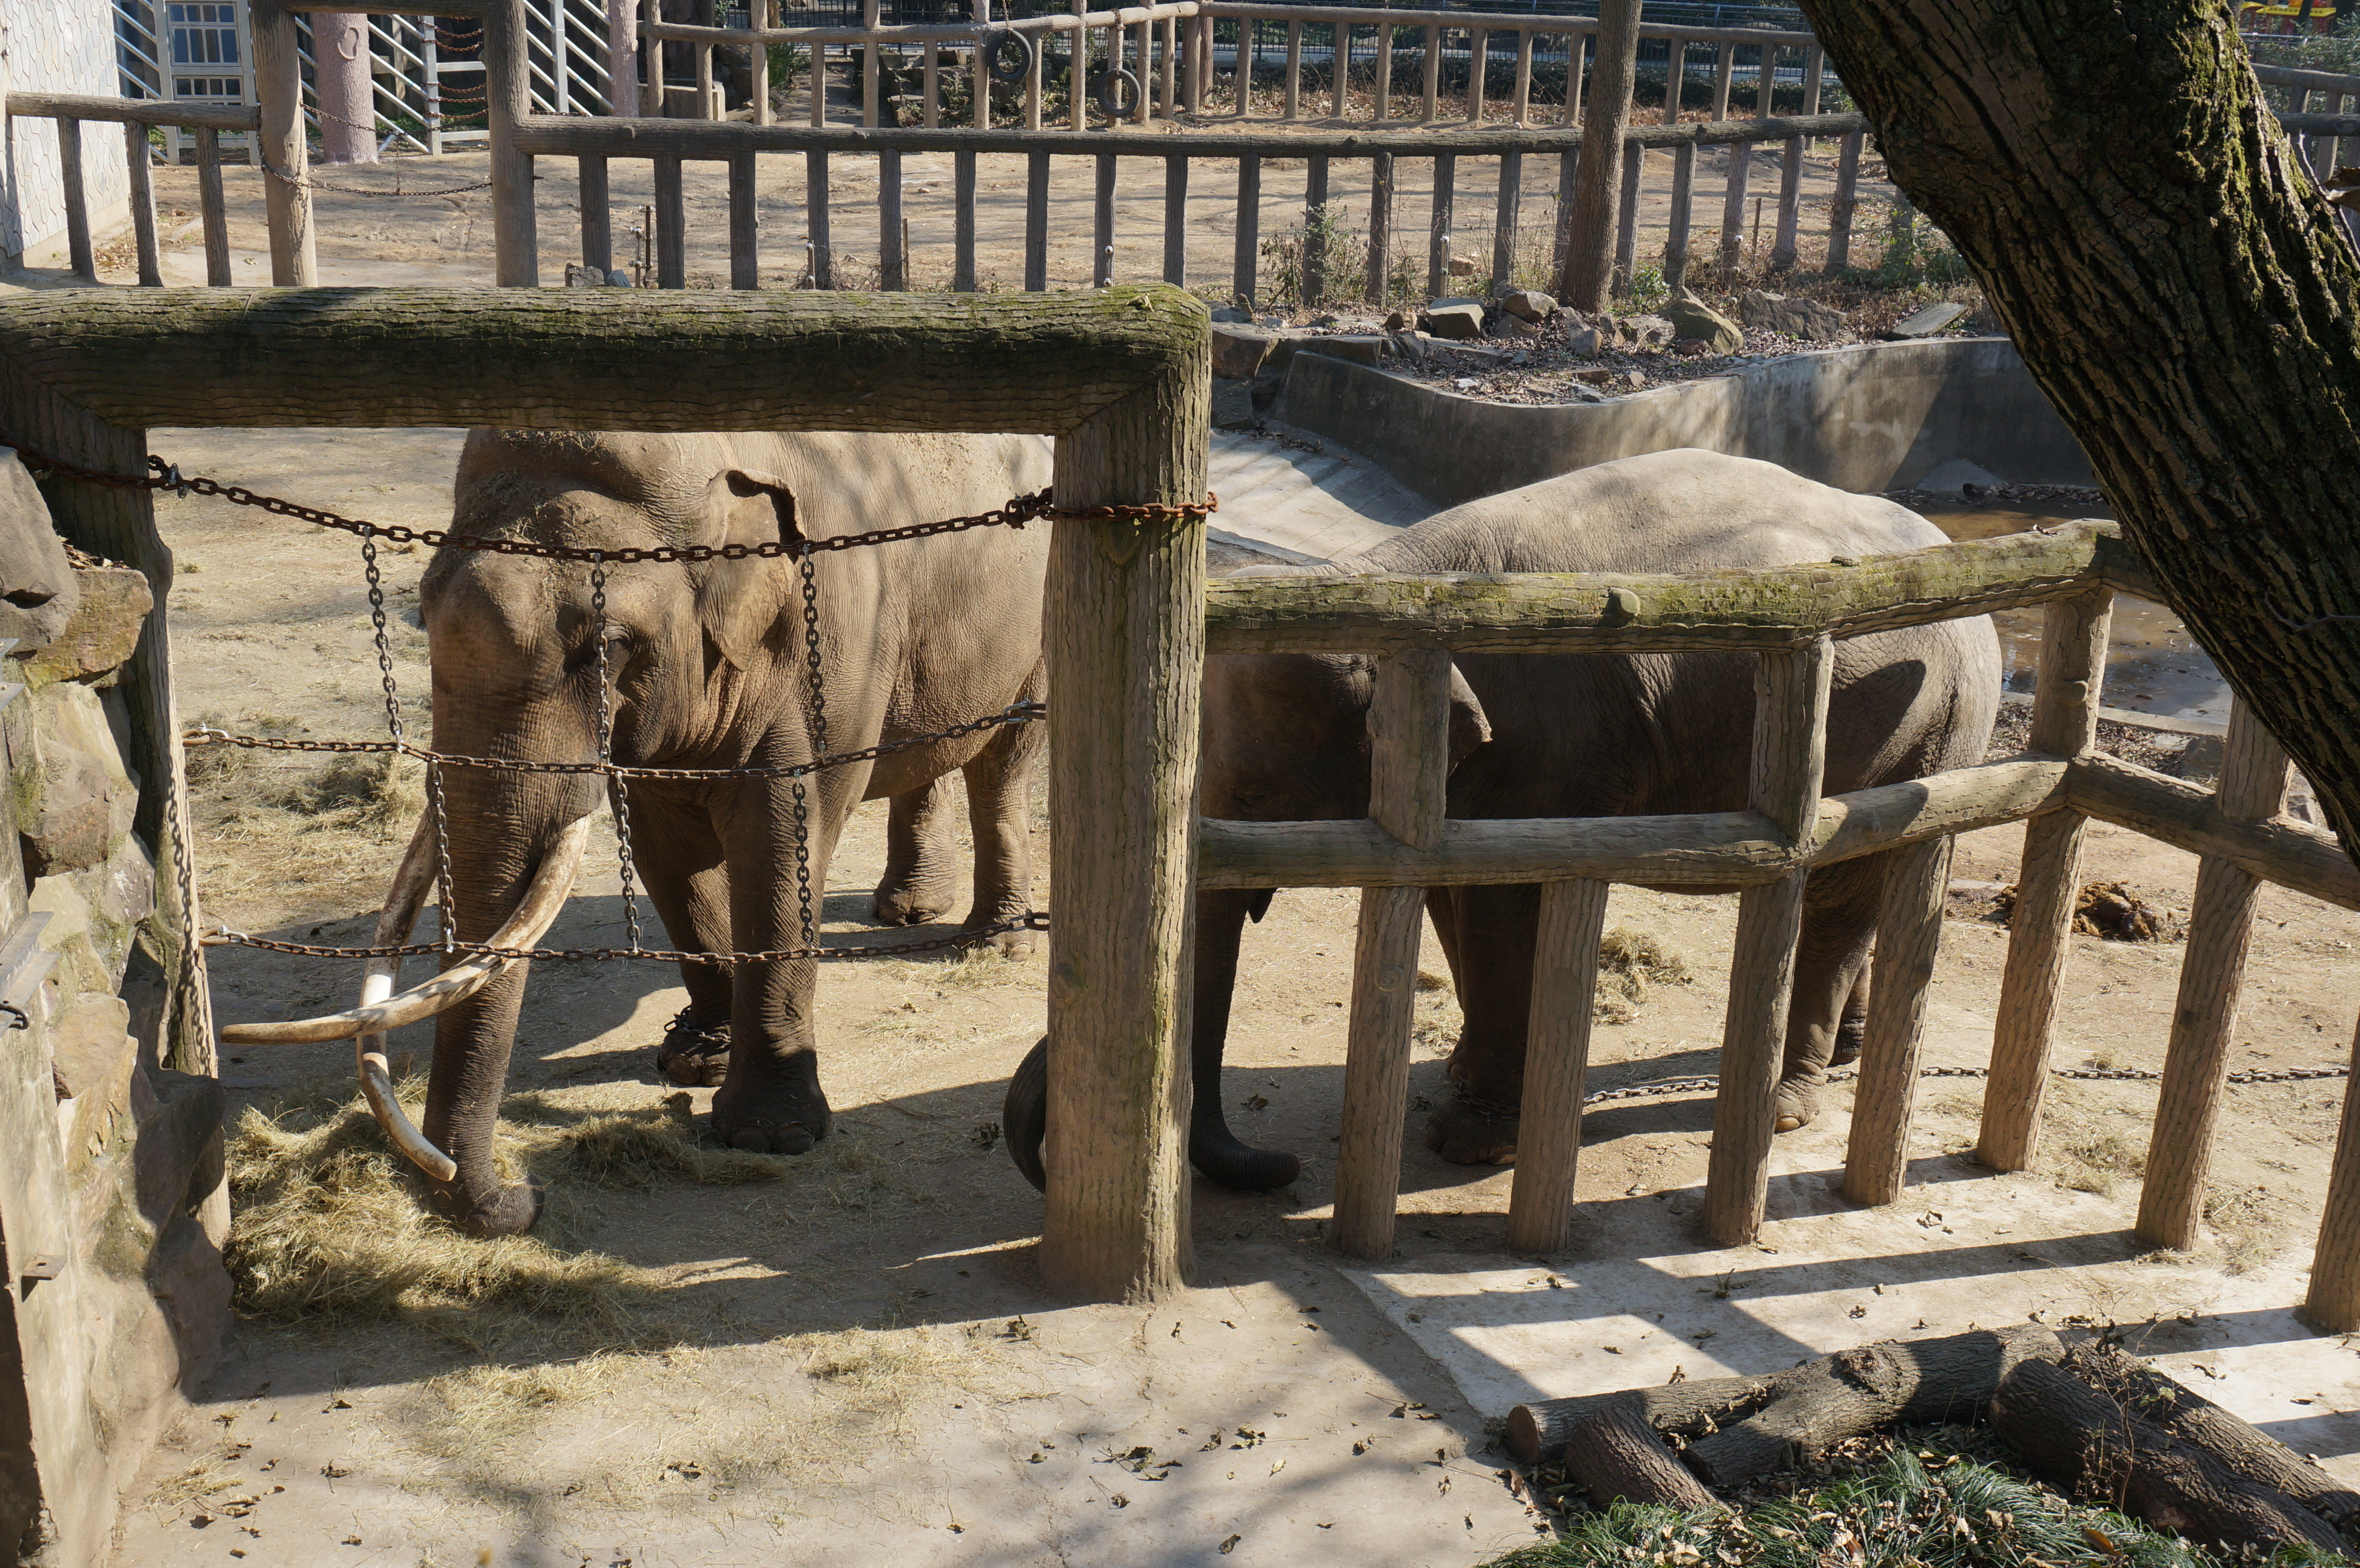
(2067, 752, 2360, 910)
(1204, 1, 1818, 49)
(2255, 63, 2360, 95)
(512, 108, 1864, 162)
(643, 3, 1199, 47)
(1203, 524, 2126, 655)
(1197, 755, 2072, 890)
(277, 0, 486, 13)
(6, 93, 259, 132)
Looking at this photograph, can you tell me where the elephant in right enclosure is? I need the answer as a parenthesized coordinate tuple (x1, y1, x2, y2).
(1008, 449, 2002, 1192)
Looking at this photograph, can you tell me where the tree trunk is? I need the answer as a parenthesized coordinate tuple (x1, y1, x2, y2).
(1506, 1323, 2063, 1469)
(1992, 1359, 2347, 1554)
(1559, 0, 1642, 311)
(2064, 1343, 2360, 1528)
(1792, 0, 2360, 855)
(1561, 1404, 1724, 1513)
(313, 13, 378, 165)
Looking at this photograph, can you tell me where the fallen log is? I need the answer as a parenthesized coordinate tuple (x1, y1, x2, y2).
(2062, 1343, 2360, 1530)
(1562, 1403, 1726, 1514)
(1991, 1358, 2346, 1554)
(1506, 1324, 2064, 1478)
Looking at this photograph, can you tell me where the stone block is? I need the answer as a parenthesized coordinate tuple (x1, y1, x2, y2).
(1211, 380, 1258, 430)
(1665, 298, 1744, 353)
(1884, 300, 1970, 339)
(22, 566, 150, 688)
(1296, 335, 1386, 367)
(0, 451, 77, 656)
(1209, 306, 1254, 324)
(1212, 322, 1285, 380)
(51, 994, 136, 1175)
(130, 1069, 225, 1233)
(1738, 289, 1850, 342)
(1422, 300, 1486, 340)
(1566, 326, 1605, 358)
(1498, 288, 1557, 322)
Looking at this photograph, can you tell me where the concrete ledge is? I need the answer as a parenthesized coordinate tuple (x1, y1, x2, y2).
(1272, 337, 2097, 507)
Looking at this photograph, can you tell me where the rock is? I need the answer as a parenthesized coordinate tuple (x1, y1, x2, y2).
(1382, 309, 1410, 333)
(1572, 367, 1615, 385)
(18, 740, 131, 878)
(1671, 337, 1715, 357)
(1565, 326, 1606, 358)
(1422, 300, 1486, 341)
(1738, 289, 1850, 342)
(23, 564, 152, 687)
(1388, 329, 1430, 363)
(1664, 298, 1744, 353)
(1209, 306, 1254, 324)
(1620, 314, 1673, 345)
(53, 993, 138, 1173)
(0, 451, 78, 656)
(1883, 300, 1970, 339)
(1498, 288, 1557, 323)
(1211, 380, 1258, 431)
(1623, 369, 1648, 391)
(1486, 314, 1543, 340)
(1211, 322, 1284, 380)
(1297, 335, 1386, 368)
(1561, 383, 1612, 404)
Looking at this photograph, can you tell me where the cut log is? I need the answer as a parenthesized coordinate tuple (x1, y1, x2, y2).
(1685, 1324, 2064, 1487)
(1991, 1358, 2346, 1554)
(2063, 1343, 2360, 1529)
(1562, 1403, 1724, 1515)
(1506, 1324, 2064, 1471)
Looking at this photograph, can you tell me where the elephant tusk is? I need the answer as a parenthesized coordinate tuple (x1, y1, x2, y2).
(355, 816, 457, 1182)
(220, 815, 593, 1047)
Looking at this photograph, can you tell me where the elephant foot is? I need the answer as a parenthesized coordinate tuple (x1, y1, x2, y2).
(711, 1071, 832, 1155)
(657, 1008, 731, 1089)
(434, 1176, 544, 1238)
(1773, 1077, 1822, 1135)
(969, 903, 1038, 959)
(1423, 1092, 1520, 1167)
(873, 879, 957, 928)
(1191, 1123, 1302, 1191)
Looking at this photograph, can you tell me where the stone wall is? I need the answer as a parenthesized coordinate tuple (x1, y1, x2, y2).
(0, 452, 230, 1567)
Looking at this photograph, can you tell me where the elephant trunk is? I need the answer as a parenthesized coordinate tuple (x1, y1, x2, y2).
(1189, 887, 1301, 1190)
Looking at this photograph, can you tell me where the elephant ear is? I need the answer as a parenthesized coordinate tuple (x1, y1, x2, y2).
(1446, 662, 1492, 771)
(694, 468, 799, 672)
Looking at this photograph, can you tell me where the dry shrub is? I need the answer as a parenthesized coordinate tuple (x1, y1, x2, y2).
(2058, 1131, 2147, 1198)
(2203, 1184, 2287, 1277)
(145, 1456, 244, 1513)
(1593, 925, 1694, 1025)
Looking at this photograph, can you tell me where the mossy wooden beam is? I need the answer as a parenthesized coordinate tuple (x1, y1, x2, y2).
(0, 286, 1208, 436)
(1205, 524, 2128, 654)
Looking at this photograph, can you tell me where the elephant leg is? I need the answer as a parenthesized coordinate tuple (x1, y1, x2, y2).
(1831, 967, 1870, 1068)
(629, 790, 736, 1089)
(709, 766, 867, 1154)
(1423, 882, 1542, 1167)
(959, 677, 1046, 956)
(873, 776, 959, 928)
(1775, 857, 1882, 1133)
(1189, 886, 1298, 1188)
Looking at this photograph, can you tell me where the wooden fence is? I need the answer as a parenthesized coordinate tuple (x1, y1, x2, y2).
(2, 95, 253, 287)
(1201, 521, 2360, 1333)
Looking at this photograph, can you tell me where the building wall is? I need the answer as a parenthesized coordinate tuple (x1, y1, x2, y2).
(2, 0, 135, 267)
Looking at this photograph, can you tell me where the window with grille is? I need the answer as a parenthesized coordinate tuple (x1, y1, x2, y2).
(167, 3, 240, 68)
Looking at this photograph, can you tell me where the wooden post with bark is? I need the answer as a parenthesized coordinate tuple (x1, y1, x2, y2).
(1559, 0, 1641, 310)
(2137, 698, 2289, 1248)
(2309, 1014, 2360, 1329)
(249, 0, 317, 286)
(1334, 648, 1451, 1259)
(1506, 877, 1609, 1253)
(1840, 830, 1953, 1205)
(1980, 588, 2110, 1171)
(1702, 637, 1829, 1245)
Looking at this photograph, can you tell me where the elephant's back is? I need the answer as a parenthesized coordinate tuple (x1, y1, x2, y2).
(732, 431, 1055, 544)
(1366, 449, 1947, 576)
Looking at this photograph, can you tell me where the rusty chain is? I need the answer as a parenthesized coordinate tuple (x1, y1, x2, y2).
(258, 156, 497, 197)
(3, 436, 1220, 973)
(1574, 1060, 2349, 1108)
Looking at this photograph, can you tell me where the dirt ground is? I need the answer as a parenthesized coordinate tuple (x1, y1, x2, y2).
(77, 420, 2360, 1567)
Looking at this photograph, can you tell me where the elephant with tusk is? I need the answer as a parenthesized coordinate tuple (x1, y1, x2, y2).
(224, 428, 1054, 1235)
(1006, 448, 2000, 1193)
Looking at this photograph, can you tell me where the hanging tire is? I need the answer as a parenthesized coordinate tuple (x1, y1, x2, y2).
(983, 30, 1033, 85)
(1091, 66, 1142, 119)
(1003, 1035, 1049, 1193)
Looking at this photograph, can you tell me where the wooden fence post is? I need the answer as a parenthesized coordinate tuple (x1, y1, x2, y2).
(1770, 136, 1802, 270)
(1234, 154, 1261, 304)
(862, 0, 881, 127)
(804, 147, 831, 287)
(1979, 588, 2112, 1171)
(879, 147, 906, 289)
(1284, 20, 1303, 121)
(196, 127, 233, 286)
(655, 153, 687, 286)
(123, 121, 160, 288)
(1663, 140, 1694, 289)
(727, 149, 759, 289)
(1163, 153, 1189, 286)
(2306, 1010, 2360, 1330)
(955, 147, 978, 291)
(1492, 149, 1521, 294)
(1702, 636, 1831, 1245)
(1610, 136, 1641, 294)
(1560, 0, 1638, 309)
(1823, 129, 1864, 274)
(485, 0, 539, 286)
(1428, 152, 1454, 296)
(2136, 701, 2289, 1248)
(1421, 24, 1441, 122)
(1095, 153, 1118, 287)
(1027, 149, 1051, 290)
(1717, 137, 1752, 273)
(1839, 833, 1954, 1206)
(1303, 155, 1331, 304)
(249, 0, 317, 286)
(1376, 22, 1394, 122)
(1335, 648, 1452, 1259)
(1366, 149, 1393, 302)
(580, 155, 613, 274)
(1040, 300, 1210, 1302)
(1507, 877, 1610, 1254)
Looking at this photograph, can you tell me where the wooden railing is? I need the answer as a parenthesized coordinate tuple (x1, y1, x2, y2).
(3, 94, 254, 287)
(639, 0, 1832, 134)
(1200, 520, 2360, 1333)
(514, 109, 1870, 295)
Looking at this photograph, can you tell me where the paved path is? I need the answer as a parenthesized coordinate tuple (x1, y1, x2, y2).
(1206, 429, 1436, 566)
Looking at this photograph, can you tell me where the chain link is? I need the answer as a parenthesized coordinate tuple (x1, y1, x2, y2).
(590, 560, 646, 953)
(257, 156, 497, 197)
(202, 909, 1050, 966)
(791, 545, 827, 947)
(1574, 1060, 2350, 1108)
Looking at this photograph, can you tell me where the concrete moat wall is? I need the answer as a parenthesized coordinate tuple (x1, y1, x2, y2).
(0, 452, 230, 1567)
(1270, 337, 2097, 505)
